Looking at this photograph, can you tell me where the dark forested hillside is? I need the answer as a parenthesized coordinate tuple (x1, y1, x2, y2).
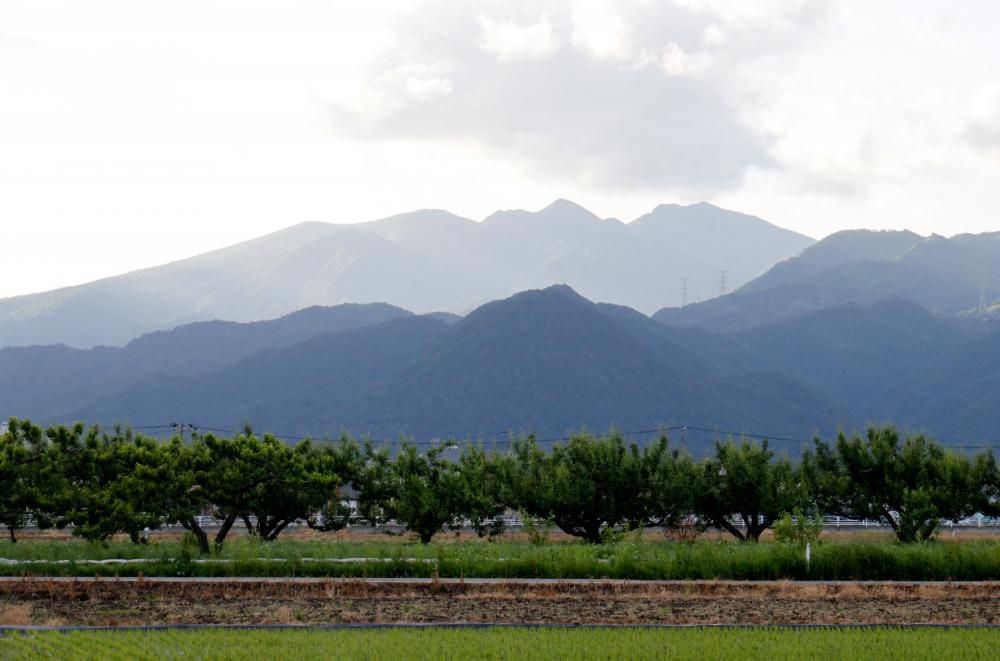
(734, 298, 970, 411)
(865, 326, 1000, 442)
(62, 286, 836, 446)
(0, 303, 412, 421)
(8, 284, 1000, 447)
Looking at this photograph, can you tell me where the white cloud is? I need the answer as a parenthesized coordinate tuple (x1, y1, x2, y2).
(403, 72, 454, 100)
(659, 42, 712, 77)
(5, 0, 1000, 299)
(963, 84, 1000, 152)
(673, 0, 815, 27)
(570, 0, 630, 60)
(331, 1, 829, 191)
(703, 23, 726, 47)
(478, 15, 559, 61)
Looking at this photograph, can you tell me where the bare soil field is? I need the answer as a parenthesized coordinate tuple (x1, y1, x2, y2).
(2, 579, 998, 627)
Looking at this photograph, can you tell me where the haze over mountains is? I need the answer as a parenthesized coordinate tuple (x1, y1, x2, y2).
(0, 200, 812, 349)
(1, 282, 998, 447)
(654, 229, 1000, 331)
(3, 201, 1000, 447)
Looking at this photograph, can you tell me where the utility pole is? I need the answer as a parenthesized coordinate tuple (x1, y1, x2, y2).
(680, 278, 688, 307)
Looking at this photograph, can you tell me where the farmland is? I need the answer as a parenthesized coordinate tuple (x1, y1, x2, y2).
(2, 626, 999, 660)
(3, 577, 1000, 627)
(3, 423, 999, 652)
(3, 534, 1000, 581)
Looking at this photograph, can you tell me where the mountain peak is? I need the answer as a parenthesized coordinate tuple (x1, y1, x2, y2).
(460, 284, 593, 329)
(482, 199, 603, 227)
(540, 198, 594, 216)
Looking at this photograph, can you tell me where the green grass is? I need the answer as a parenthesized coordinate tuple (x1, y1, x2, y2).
(2, 537, 999, 580)
(1, 627, 998, 660)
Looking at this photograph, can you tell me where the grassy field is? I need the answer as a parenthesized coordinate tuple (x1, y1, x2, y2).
(1, 626, 998, 660)
(2, 535, 1000, 581)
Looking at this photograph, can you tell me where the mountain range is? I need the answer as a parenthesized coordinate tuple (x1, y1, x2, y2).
(10, 286, 836, 447)
(3, 205, 1000, 448)
(0, 200, 812, 348)
(654, 229, 1000, 331)
(2, 282, 998, 447)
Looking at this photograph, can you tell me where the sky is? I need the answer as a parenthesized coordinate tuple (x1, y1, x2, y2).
(2, 0, 1000, 298)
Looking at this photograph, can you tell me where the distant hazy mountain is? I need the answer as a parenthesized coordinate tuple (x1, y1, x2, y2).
(64, 286, 836, 447)
(738, 230, 924, 294)
(654, 230, 1000, 331)
(0, 303, 411, 421)
(0, 200, 813, 348)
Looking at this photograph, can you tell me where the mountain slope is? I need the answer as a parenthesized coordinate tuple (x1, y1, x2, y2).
(0, 303, 411, 421)
(65, 286, 836, 446)
(734, 298, 969, 411)
(655, 230, 1000, 331)
(0, 200, 813, 348)
(866, 327, 1000, 442)
(739, 229, 923, 294)
(69, 314, 452, 434)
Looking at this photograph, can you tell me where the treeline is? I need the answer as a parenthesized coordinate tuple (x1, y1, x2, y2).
(1, 419, 998, 550)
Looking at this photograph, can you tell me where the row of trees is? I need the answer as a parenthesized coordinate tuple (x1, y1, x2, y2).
(1, 419, 998, 549)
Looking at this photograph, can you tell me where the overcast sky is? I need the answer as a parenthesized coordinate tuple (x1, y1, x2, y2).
(2, 0, 1000, 298)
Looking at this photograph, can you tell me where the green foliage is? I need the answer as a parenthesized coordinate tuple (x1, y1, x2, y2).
(1, 419, 997, 551)
(519, 510, 554, 546)
(804, 427, 982, 542)
(5, 627, 1000, 660)
(456, 444, 506, 539)
(694, 439, 803, 542)
(359, 442, 465, 543)
(772, 508, 823, 546)
(3, 536, 1000, 581)
(42, 423, 165, 544)
(507, 433, 678, 543)
(0, 419, 38, 541)
(306, 436, 363, 534)
(198, 431, 340, 548)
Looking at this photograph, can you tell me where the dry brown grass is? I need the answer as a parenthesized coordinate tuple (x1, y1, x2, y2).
(2, 579, 998, 626)
(0, 603, 33, 625)
(268, 605, 296, 624)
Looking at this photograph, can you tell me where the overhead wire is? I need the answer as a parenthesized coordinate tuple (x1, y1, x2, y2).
(106, 420, 995, 453)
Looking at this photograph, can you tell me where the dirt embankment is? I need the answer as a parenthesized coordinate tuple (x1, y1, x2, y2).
(2, 579, 998, 627)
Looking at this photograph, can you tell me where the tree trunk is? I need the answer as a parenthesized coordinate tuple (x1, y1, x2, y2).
(717, 517, 747, 542)
(745, 514, 772, 543)
(584, 523, 603, 544)
(215, 514, 237, 551)
(181, 519, 210, 554)
(7, 525, 15, 544)
(880, 506, 899, 531)
(265, 519, 291, 542)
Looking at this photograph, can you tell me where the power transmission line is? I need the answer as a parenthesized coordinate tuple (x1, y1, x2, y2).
(108, 420, 996, 453)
